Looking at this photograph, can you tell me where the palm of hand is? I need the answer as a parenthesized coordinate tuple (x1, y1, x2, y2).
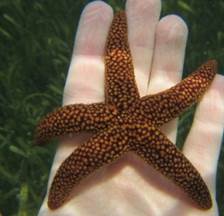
(38, 1, 224, 215)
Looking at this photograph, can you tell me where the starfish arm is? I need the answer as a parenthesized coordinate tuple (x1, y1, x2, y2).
(35, 103, 117, 145)
(139, 60, 217, 126)
(105, 11, 140, 110)
(48, 124, 130, 209)
(129, 123, 212, 209)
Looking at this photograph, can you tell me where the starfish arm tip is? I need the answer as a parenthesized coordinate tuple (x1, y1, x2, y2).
(208, 59, 218, 73)
(47, 125, 129, 209)
(34, 103, 117, 146)
(130, 123, 213, 210)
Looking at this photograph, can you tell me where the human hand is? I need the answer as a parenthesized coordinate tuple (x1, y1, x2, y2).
(38, 0, 224, 215)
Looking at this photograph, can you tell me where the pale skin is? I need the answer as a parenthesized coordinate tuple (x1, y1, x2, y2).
(38, 0, 224, 215)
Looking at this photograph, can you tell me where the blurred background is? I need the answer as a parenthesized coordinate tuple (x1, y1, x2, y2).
(0, 0, 223, 215)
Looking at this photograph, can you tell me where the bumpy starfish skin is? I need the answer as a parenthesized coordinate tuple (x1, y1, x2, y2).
(36, 103, 118, 145)
(48, 124, 130, 209)
(105, 12, 139, 110)
(35, 11, 217, 210)
(129, 122, 212, 209)
(139, 62, 216, 126)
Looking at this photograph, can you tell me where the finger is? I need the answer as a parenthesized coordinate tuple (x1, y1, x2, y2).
(183, 74, 224, 189)
(148, 15, 188, 92)
(63, 1, 113, 105)
(126, 0, 161, 96)
(147, 15, 188, 141)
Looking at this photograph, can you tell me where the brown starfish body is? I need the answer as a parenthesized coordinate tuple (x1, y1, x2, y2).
(35, 12, 217, 210)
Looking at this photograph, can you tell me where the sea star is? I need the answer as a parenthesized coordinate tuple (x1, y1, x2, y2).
(35, 11, 217, 210)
